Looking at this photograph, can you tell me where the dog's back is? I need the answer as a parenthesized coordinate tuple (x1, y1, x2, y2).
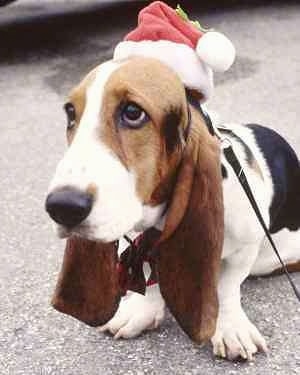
(220, 122, 300, 234)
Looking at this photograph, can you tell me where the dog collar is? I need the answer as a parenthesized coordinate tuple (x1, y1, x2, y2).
(119, 228, 161, 295)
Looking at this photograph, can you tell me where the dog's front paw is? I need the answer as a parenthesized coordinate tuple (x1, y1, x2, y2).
(211, 308, 268, 361)
(98, 285, 165, 339)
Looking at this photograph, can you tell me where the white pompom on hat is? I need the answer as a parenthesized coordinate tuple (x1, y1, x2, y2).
(196, 31, 235, 73)
(113, 1, 235, 102)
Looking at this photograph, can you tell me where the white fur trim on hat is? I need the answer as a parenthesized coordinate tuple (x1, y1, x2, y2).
(196, 31, 236, 72)
(113, 40, 214, 102)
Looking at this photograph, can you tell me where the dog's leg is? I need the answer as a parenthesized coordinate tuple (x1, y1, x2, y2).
(99, 237, 165, 339)
(251, 228, 300, 276)
(98, 283, 165, 339)
(211, 244, 268, 361)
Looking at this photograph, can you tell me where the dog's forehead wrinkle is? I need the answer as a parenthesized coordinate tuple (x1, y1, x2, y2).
(107, 58, 186, 108)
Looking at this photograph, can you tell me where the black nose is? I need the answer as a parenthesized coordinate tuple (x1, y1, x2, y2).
(45, 188, 93, 228)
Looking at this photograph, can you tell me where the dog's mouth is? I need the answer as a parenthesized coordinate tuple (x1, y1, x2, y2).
(46, 186, 166, 244)
(56, 223, 95, 241)
(53, 217, 140, 243)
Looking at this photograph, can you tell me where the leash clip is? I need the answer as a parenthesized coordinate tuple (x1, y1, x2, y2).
(220, 137, 233, 149)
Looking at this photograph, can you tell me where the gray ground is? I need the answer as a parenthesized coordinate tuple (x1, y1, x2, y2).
(0, 1, 300, 374)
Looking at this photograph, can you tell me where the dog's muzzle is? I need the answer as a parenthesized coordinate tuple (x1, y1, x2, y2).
(45, 187, 93, 228)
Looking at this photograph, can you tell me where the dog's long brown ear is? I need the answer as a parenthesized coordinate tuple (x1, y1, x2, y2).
(156, 110, 224, 343)
(51, 237, 121, 326)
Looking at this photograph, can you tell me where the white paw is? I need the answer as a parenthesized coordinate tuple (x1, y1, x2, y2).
(211, 308, 268, 361)
(98, 285, 165, 339)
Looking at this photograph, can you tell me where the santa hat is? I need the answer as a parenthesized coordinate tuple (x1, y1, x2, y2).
(113, 1, 235, 102)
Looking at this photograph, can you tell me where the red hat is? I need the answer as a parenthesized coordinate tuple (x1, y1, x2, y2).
(113, 1, 235, 102)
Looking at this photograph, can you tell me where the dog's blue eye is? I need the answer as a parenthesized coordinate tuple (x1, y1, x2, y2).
(120, 102, 149, 129)
(64, 102, 76, 130)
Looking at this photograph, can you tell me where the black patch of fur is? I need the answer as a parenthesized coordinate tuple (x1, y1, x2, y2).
(221, 164, 228, 179)
(247, 124, 300, 233)
(162, 109, 182, 154)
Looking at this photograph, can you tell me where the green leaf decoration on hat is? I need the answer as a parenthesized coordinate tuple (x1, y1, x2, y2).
(176, 4, 212, 32)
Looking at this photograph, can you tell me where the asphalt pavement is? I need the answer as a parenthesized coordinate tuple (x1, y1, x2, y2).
(0, 1, 300, 374)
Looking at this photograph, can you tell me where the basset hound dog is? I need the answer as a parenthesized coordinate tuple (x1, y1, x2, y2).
(45, 57, 300, 361)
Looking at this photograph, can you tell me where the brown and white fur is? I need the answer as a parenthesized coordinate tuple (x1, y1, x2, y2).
(47, 58, 300, 361)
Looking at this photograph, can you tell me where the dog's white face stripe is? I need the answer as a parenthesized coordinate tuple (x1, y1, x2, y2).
(51, 61, 122, 190)
(49, 60, 165, 242)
